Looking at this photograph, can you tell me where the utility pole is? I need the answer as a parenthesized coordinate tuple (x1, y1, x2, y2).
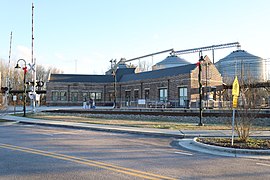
(31, 3, 36, 113)
(5, 31, 12, 107)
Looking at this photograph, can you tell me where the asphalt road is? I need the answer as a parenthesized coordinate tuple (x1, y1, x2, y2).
(0, 122, 269, 180)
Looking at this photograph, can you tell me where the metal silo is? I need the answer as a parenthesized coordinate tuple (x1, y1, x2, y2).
(152, 55, 191, 70)
(215, 50, 267, 84)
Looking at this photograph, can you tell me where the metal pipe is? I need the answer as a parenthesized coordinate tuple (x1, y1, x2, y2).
(174, 42, 240, 55)
(124, 49, 174, 62)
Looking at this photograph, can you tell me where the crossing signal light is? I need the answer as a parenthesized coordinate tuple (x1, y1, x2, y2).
(37, 81, 44, 87)
(1, 87, 8, 93)
(25, 81, 44, 87)
(25, 82, 34, 85)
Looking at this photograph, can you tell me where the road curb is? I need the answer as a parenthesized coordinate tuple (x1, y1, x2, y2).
(22, 121, 185, 138)
(192, 137, 270, 155)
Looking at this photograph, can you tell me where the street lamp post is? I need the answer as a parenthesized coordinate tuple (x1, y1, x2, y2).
(15, 59, 27, 117)
(110, 59, 117, 108)
(197, 53, 204, 126)
(113, 71, 117, 108)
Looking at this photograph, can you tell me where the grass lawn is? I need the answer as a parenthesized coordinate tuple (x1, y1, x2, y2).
(26, 113, 270, 131)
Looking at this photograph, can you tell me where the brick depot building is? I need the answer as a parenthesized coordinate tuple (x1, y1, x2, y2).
(46, 55, 223, 108)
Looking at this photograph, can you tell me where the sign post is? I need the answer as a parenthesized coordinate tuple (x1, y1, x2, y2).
(231, 76, 239, 146)
(13, 95, 17, 114)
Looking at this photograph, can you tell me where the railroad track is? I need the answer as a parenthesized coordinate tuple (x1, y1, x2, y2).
(42, 108, 270, 118)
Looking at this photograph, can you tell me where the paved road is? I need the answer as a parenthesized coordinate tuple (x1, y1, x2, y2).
(0, 122, 270, 180)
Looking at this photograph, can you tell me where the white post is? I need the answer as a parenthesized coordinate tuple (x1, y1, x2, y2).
(32, 58, 37, 113)
(31, 3, 36, 113)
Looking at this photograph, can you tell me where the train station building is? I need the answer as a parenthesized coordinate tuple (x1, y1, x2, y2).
(46, 55, 223, 108)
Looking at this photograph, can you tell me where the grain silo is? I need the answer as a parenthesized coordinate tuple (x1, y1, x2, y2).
(215, 50, 267, 84)
(152, 55, 191, 70)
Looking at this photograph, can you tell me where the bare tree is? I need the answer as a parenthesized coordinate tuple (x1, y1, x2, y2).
(222, 69, 268, 142)
(0, 58, 63, 108)
(234, 73, 266, 142)
(137, 60, 152, 72)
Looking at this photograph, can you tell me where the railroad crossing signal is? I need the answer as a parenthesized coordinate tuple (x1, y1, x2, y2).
(28, 63, 35, 72)
(26, 81, 44, 87)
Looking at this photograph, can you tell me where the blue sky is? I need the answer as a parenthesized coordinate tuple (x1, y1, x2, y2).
(0, 0, 269, 74)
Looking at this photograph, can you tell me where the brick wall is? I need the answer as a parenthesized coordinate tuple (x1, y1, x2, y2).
(46, 57, 223, 107)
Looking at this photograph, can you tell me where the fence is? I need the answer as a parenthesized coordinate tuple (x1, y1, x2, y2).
(114, 96, 270, 109)
(114, 98, 240, 109)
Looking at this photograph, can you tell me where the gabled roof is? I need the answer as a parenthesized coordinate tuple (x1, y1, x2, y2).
(49, 74, 114, 83)
(49, 64, 196, 83)
(120, 64, 197, 82)
(115, 68, 136, 81)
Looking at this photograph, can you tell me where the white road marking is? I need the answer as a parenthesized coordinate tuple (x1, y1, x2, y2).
(41, 131, 80, 136)
(32, 129, 81, 135)
(174, 151, 193, 156)
(0, 122, 18, 126)
(22, 124, 35, 127)
(256, 163, 270, 167)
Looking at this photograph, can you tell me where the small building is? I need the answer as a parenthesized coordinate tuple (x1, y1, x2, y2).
(46, 55, 223, 108)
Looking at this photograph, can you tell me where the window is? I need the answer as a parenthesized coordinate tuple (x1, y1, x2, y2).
(159, 88, 167, 102)
(71, 92, 78, 102)
(52, 91, 58, 101)
(60, 91, 67, 101)
(82, 92, 88, 101)
(179, 87, 188, 107)
(134, 90, 139, 101)
(95, 92, 102, 101)
(125, 91, 131, 101)
(90, 92, 102, 101)
(145, 89, 150, 100)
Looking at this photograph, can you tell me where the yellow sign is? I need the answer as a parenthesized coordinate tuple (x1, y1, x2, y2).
(232, 76, 239, 96)
(232, 96, 238, 108)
